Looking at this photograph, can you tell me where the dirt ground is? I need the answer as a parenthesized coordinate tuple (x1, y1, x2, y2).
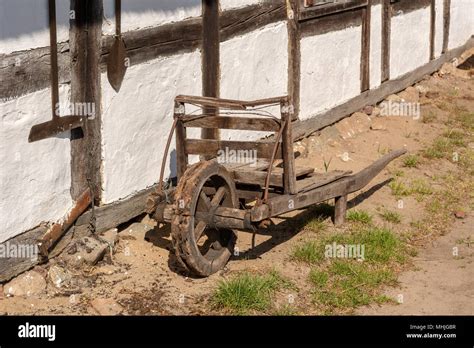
(1, 49, 473, 316)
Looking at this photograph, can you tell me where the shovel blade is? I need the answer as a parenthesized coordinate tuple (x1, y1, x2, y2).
(107, 37, 128, 92)
(28, 116, 83, 142)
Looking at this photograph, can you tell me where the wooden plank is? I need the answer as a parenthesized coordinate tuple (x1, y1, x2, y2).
(182, 115, 281, 132)
(334, 195, 348, 226)
(175, 110, 188, 180)
(0, 225, 46, 282)
(381, 0, 391, 82)
(391, 0, 431, 14)
(292, 37, 474, 141)
(233, 166, 314, 187)
(361, 1, 371, 92)
(298, 0, 368, 21)
(70, 0, 103, 204)
(430, 0, 436, 60)
(296, 170, 352, 193)
(202, 0, 220, 142)
(75, 185, 158, 234)
(175, 95, 288, 109)
(282, 104, 297, 194)
(288, 0, 301, 120)
(185, 139, 282, 159)
(442, 0, 451, 54)
(0, 43, 70, 101)
(300, 7, 363, 37)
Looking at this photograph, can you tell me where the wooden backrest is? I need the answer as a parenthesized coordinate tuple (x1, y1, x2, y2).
(173, 95, 297, 194)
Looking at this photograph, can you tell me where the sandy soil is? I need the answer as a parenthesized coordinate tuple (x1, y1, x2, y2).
(0, 49, 473, 316)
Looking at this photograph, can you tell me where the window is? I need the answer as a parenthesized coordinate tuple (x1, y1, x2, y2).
(299, 0, 368, 21)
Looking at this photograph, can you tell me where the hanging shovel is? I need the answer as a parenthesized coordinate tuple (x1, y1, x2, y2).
(28, 0, 83, 143)
(107, 0, 127, 92)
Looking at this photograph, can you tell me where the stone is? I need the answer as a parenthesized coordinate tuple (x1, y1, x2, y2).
(62, 236, 108, 267)
(99, 228, 119, 247)
(371, 107, 381, 117)
(370, 118, 387, 131)
(335, 112, 371, 139)
(386, 94, 402, 102)
(415, 85, 429, 95)
(454, 211, 467, 219)
(426, 91, 440, 99)
(3, 270, 46, 297)
(140, 214, 157, 227)
(363, 105, 374, 115)
(48, 264, 72, 288)
(91, 298, 123, 316)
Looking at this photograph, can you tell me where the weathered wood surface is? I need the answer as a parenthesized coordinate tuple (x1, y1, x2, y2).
(442, 0, 451, 54)
(382, 0, 391, 82)
(288, 0, 301, 120)
(185, 139, 283, 159)
(296, 170, 353, 193)
(361, 1, 371, 92)
(70, 0, 103, 204)
(233, 165, 314, 187)
(298, 0, 367, 21)
(0, 225, 46, 283)
(75, 185, 158, 234)
(334, 194, 348, 226)
(182, 115, 280, 132)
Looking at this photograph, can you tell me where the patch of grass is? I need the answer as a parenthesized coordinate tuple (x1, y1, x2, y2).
(389, 179, 432, 198)
(347, 210, 373, 224)
(306, 217, 327, 233)
(388, 180, 411, 197)
(379, 209, 402, 224)
(212, 270, 287, 314)
(292, 241, 325, 264)
(457, 111, 474, 130)
(423, 138, 452, 159)
(307, 226, 408, 312)
(403, 155, 419, 168)
(443, 129, 466, 147)
(422, 111, 437, 124)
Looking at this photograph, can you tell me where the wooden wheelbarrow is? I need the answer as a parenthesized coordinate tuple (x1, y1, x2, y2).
(147, 95, 406, 276)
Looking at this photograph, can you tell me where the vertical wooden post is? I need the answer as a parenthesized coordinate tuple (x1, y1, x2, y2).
(281, 102, 296, 195)
(361, 0, 371, 92)
(175, 102, 188, 180)
(70, 0, 103, 204)
(430, 0, 436, 60)
(381, 0, 391, 82)
(287, 0, 301, 120)
(202, 0, 220, 142)
(334, 195, 347, 226)
(442, 0, 451, 54)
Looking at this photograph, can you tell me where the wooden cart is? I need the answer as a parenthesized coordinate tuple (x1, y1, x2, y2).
(147, 95, 406, 276)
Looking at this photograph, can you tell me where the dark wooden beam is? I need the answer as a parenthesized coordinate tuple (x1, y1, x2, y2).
(442, 0, 451, 54)
(288, 0, 301, 119)
(361, 1, 371, 91)
(201, 0, 220, 142)
(430, 0, 436, 60)
(381, 0, 391, 82)
(70, 0, 103, 205)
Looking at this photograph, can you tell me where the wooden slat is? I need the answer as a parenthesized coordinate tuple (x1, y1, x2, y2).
(175, 95, 288, 109)
(381, 0, 391, 82)
(430, 0, 436, 60)
(442, 0, 451, 54)
(361, 1, 371, 92)
(233, 166, 314, 187)
(182, 115, 280, 132)
(185, 139, 282, 159)
(298, 0, 368, 21)
(296, 170, 352, 193)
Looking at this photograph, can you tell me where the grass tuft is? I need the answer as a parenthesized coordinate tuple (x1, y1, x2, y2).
(347, 210, 373, 224)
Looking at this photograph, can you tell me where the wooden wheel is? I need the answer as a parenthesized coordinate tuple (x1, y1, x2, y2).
(171, 161, 238, 276)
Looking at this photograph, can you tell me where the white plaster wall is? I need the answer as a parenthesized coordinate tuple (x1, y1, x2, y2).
(370, 3, 382, 89)
(220, 21, 288, 141)
(390, 8, 431, 78)
(299, 25, 362, 120)
(0, 0, 70, 55)
(101, 51, 202, 204)
(220, 0, 262, 11)
(448, 0, 474, 50)
(0, 87, 73, 243)
(434, 0, 445, 58)
(102, 0, 201, 35)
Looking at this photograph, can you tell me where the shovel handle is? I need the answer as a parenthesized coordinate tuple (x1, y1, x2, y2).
(115, 0, 121, 37)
